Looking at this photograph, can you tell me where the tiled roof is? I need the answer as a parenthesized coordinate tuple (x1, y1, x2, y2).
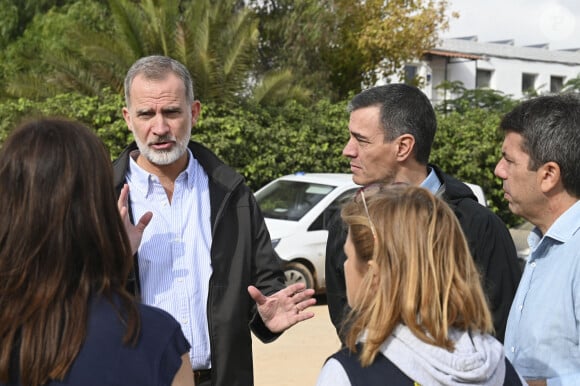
(424, 49, 482, 60)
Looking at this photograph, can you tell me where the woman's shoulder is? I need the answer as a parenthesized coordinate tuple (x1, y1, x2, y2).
(56, 296, 189, 386)
(89, 295, 186, 350)
(137, 302, 181, 328)
(135, 303, 188, 348)
(316, 357, 351, 386)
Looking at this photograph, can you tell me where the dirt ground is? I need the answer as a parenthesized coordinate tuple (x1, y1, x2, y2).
(252, 298, 341, 386)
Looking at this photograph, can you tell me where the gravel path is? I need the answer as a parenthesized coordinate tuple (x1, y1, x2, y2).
(253, 299, 341, 386)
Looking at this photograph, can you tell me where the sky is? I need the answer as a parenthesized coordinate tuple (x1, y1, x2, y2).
(441, 0, 580, 50)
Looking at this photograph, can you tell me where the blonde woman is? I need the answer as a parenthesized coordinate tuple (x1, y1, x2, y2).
(316, 185, 525, 386)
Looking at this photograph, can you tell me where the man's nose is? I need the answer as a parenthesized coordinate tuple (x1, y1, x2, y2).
(342, 138, 356, 158)
(494, 159, 506, 179)
(151, 115, 170, 135)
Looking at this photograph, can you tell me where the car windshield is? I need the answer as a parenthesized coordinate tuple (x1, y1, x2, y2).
(256, 180, 335, 221)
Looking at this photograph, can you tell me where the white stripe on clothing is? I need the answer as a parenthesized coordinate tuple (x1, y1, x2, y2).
(127, 149, 213, 369)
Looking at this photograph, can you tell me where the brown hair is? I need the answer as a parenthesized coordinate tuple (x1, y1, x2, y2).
(0, 118, 140, 385)
(341, 185, 493, 366)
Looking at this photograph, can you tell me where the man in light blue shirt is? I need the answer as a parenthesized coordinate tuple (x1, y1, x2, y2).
(495, 93, 580, 386)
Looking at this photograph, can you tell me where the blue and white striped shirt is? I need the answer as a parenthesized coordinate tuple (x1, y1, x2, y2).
(127, 149, 213, 370)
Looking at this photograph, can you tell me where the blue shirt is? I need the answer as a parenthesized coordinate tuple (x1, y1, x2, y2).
(505, 200, 580, 384)
(421, 166, 442, 194)
(127, 149, 213, 370)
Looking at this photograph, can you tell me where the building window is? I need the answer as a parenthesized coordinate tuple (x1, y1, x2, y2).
(550, 76, 564, 93)
(522, 73, 537, 93)
(404, 65, 417, 84)
(476, 69, 492, 88)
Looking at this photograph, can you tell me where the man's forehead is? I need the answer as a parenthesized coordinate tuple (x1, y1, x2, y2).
(131, 73, 185, 92)
(130, 85, 186, 106)
(349, 117, 383, 136)
(134, 103, 182, 112)
(503, 132, 530, 156)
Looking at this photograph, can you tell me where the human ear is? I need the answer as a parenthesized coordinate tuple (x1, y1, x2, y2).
(122, 107, 133, 132)
(396, 134, 415, 161)
(538, 161, 561, 193)
(191, 100, 202, 124)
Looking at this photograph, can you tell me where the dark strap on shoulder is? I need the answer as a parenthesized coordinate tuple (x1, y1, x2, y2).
(329, 346, 522, 386)
(329, 345, 415, 386)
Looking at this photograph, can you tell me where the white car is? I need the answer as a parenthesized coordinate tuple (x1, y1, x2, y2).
(255, 173, 487, 294)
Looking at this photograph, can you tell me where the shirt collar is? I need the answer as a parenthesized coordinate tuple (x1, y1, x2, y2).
(420, 166, 442, 195)
(528, 200, 580, 252)
(127, 148, 196, 197)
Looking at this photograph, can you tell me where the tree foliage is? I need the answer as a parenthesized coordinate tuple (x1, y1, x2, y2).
(432, 109, 520, 226)
(0, 0, 523, 227)
(194, 99, 350, 188)
(0, 0, 109, 98)
(250, 0, 338, 98)
(0, 90, 521, 227)
(2, 0, 309, 105)
(562, 75, 580, 93)
(0, 89, 128, 154)
(1, 0, 453, 103)
(0, 0, 77, 48)
(434, 80, 518, 114)
(251, 0, 453, 100)
(344, 0, 451, 85)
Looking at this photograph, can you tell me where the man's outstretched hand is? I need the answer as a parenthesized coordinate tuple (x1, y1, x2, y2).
(248, 283, 317, 333)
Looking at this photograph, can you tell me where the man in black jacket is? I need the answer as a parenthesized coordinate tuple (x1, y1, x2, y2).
(114, 55, 316, 386)
(325, 84, 521, 343)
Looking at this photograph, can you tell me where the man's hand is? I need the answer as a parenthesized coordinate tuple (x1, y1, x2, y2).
(118, 184, 153, 254)
(248, 283, 317, 333)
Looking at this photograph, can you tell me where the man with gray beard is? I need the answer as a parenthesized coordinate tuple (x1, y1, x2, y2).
(113, 55, 316, 386)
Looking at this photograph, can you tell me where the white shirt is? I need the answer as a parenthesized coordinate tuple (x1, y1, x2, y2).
(126, 149, 213, 370)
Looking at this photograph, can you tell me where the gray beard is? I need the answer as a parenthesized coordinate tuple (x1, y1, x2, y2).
(134, 133, 191, 166)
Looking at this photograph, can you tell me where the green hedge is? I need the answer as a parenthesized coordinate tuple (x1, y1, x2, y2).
(433, 109, 519, 226)
(0, 91, 519, 226)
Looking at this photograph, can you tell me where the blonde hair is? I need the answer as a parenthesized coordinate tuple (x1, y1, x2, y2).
(341, 185, 493, 366)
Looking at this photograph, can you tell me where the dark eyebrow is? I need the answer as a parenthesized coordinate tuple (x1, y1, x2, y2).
(135, 106, 182, 116)
(352, 131, 370, 142)
(162, 106, 182, 113)
(501, 150, 513, 161)
(135, 107, 154, 115)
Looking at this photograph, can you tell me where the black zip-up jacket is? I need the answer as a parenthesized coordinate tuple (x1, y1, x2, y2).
(325, 165, 522, 343)
(113, 141, 285, 386)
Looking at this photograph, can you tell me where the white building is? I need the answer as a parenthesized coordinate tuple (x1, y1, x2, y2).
(407, 36, 580, 104)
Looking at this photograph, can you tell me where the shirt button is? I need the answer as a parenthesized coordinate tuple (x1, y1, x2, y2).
(519, 304, 523, 311)
(531, 262, 536, 267)
(182, 319, 189, 324)
(511, 346, 515, 353)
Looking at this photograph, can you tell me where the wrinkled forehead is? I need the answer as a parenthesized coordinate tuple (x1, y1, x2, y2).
(128, 73, 188, 104)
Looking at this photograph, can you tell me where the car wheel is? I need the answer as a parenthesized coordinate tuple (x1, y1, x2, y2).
(284, 262, 315, 290)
